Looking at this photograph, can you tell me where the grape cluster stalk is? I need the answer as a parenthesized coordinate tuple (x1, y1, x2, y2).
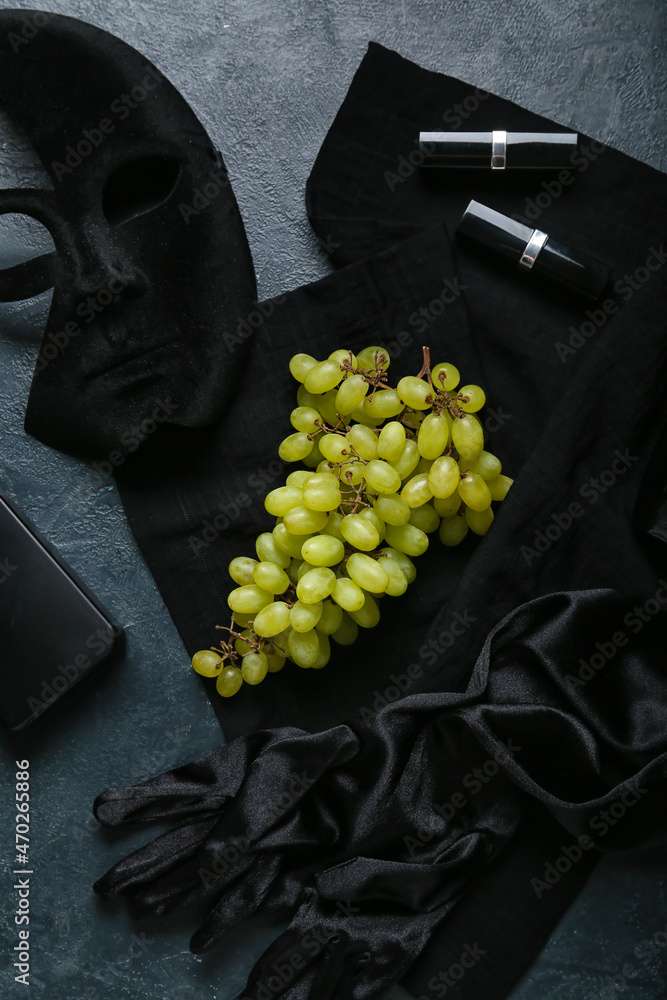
(191, 345, 513, 697)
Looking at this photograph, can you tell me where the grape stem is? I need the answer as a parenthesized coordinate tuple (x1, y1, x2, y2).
(416, 345, 431, 379)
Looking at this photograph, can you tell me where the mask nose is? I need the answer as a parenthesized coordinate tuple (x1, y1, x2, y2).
(69, 231, 148, 304)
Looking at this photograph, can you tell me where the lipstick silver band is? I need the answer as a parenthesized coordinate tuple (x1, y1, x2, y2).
(491, 130, 507, 169)
(519, 229, 548, 268)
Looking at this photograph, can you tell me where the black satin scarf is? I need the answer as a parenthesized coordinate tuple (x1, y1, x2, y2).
(111, 43, 667, 1000)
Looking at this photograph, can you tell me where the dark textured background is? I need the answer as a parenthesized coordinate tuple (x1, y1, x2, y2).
(0, 2, 666, 998)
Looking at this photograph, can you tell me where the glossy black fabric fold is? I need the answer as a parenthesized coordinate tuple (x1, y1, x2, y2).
(93, 589, 667, 999)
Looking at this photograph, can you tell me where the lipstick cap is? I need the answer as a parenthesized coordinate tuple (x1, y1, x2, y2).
(419, 130, 578, 169)
(456, 199, 609, 299)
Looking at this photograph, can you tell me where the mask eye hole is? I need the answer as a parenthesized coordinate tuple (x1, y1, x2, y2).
(102, 156, 181, 225)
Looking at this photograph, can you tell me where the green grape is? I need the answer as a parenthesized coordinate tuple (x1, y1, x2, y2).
(465, 506, 494, 535)
(409, 503, 440, 534)
(216, 665, 243, 697)
(264, 485, 304, 517)
(316, 460, 339, 477)
(346, 552, 389, 594)
(357, 345, 390, 372)
(231, 612, 254, 627)
(266, 648, 287, 672)
(396, 376, 432, 410)
(319, 433, 349, 463)
(349, 591, 381, 628)
(428, 455, 460, 498)
(374, 493, 411, 526)
(358, 507, 386, 542)
(331, 612, 359, 645)
(285, 559, 302, 585)
(303, 472, 342, 512)
(252, 601, 292, 637)
(488, 474, 513, 501)
(241, 651, 268, 685)
(297, 559, 313, 579)
(414, 456, 433, 477)
(431, 362, 460, 391)
(256, 532, 291, 568)
(335, 373, 368, 414)
(329, 349, 357, 368)
(302, 438, 323, 468)
(418, 413, 449, 459)
(288, 628, 320, 668)
(363, 389, 403, 420)
(433, 493, 462, 518)
(340, 512, 380, 551)
(273, 522, 307, 558)
(439, 514, 468, 546)
(364, 459, 402, 494)
(457, 472, 492, 512)
(461, 451, 502, 481)
(317, 600, 344, 634)
(290, 406, 321, 434)
(350, 402, 383, 427)
(384, 523, 429, 557)
(457, 384, 486, 413)
(317, 389, 341, 425)
(332, 575, 366, 611)
(297, 566, 337, 603)
(347, 423, 379, 461)
(192, 650, 222, 677)
(289, 353, 318, 383)
(296, 385, 321, 409)
(390, 438, 420, 480)
(304, 359, 345, 394)
(401, 471, 433, 508)
(451, 413, 484, 461)
(290, 599, 323, 632)
(379, 555, 408, 596)
(279, 432, 313, 463)
(377, 421, 405, 462)
(286, 469, 313, 489)
(321, 511, 345, 541)
(229, 556, 258, 585)
(312, 631, 331, 669)
(253, 561, 290, 594)
(234, 629, 254, 655)
(404, 408, 426, 429)
(283, 505, 329, 534)
(228, 584, 273, 614)
(340, 461, 366, 487)
(301, 536, 342, 568)
(379, 546, 417, 583)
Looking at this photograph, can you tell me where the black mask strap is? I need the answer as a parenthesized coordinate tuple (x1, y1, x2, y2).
(0, 251, 55, 301)
(0, 187, 58, 301)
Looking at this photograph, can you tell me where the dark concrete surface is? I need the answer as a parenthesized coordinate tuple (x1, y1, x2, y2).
(0, 1, 665, 998)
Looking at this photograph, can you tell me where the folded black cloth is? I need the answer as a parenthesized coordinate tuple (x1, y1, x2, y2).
(93, 589, 667, 999)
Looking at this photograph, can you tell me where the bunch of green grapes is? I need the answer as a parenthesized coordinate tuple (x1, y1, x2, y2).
(192, 345, 512, 697)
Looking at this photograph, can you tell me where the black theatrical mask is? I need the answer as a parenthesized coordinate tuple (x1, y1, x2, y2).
(4, 19, 667, 1000)
(0, 9, 256, 459)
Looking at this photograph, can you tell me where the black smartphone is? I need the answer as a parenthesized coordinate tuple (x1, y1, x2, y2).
(0, 493, 123, 729)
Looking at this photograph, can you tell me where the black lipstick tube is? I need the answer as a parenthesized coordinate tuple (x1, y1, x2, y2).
(456, 199, 608, 299)
(419, 131, 578, 169)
